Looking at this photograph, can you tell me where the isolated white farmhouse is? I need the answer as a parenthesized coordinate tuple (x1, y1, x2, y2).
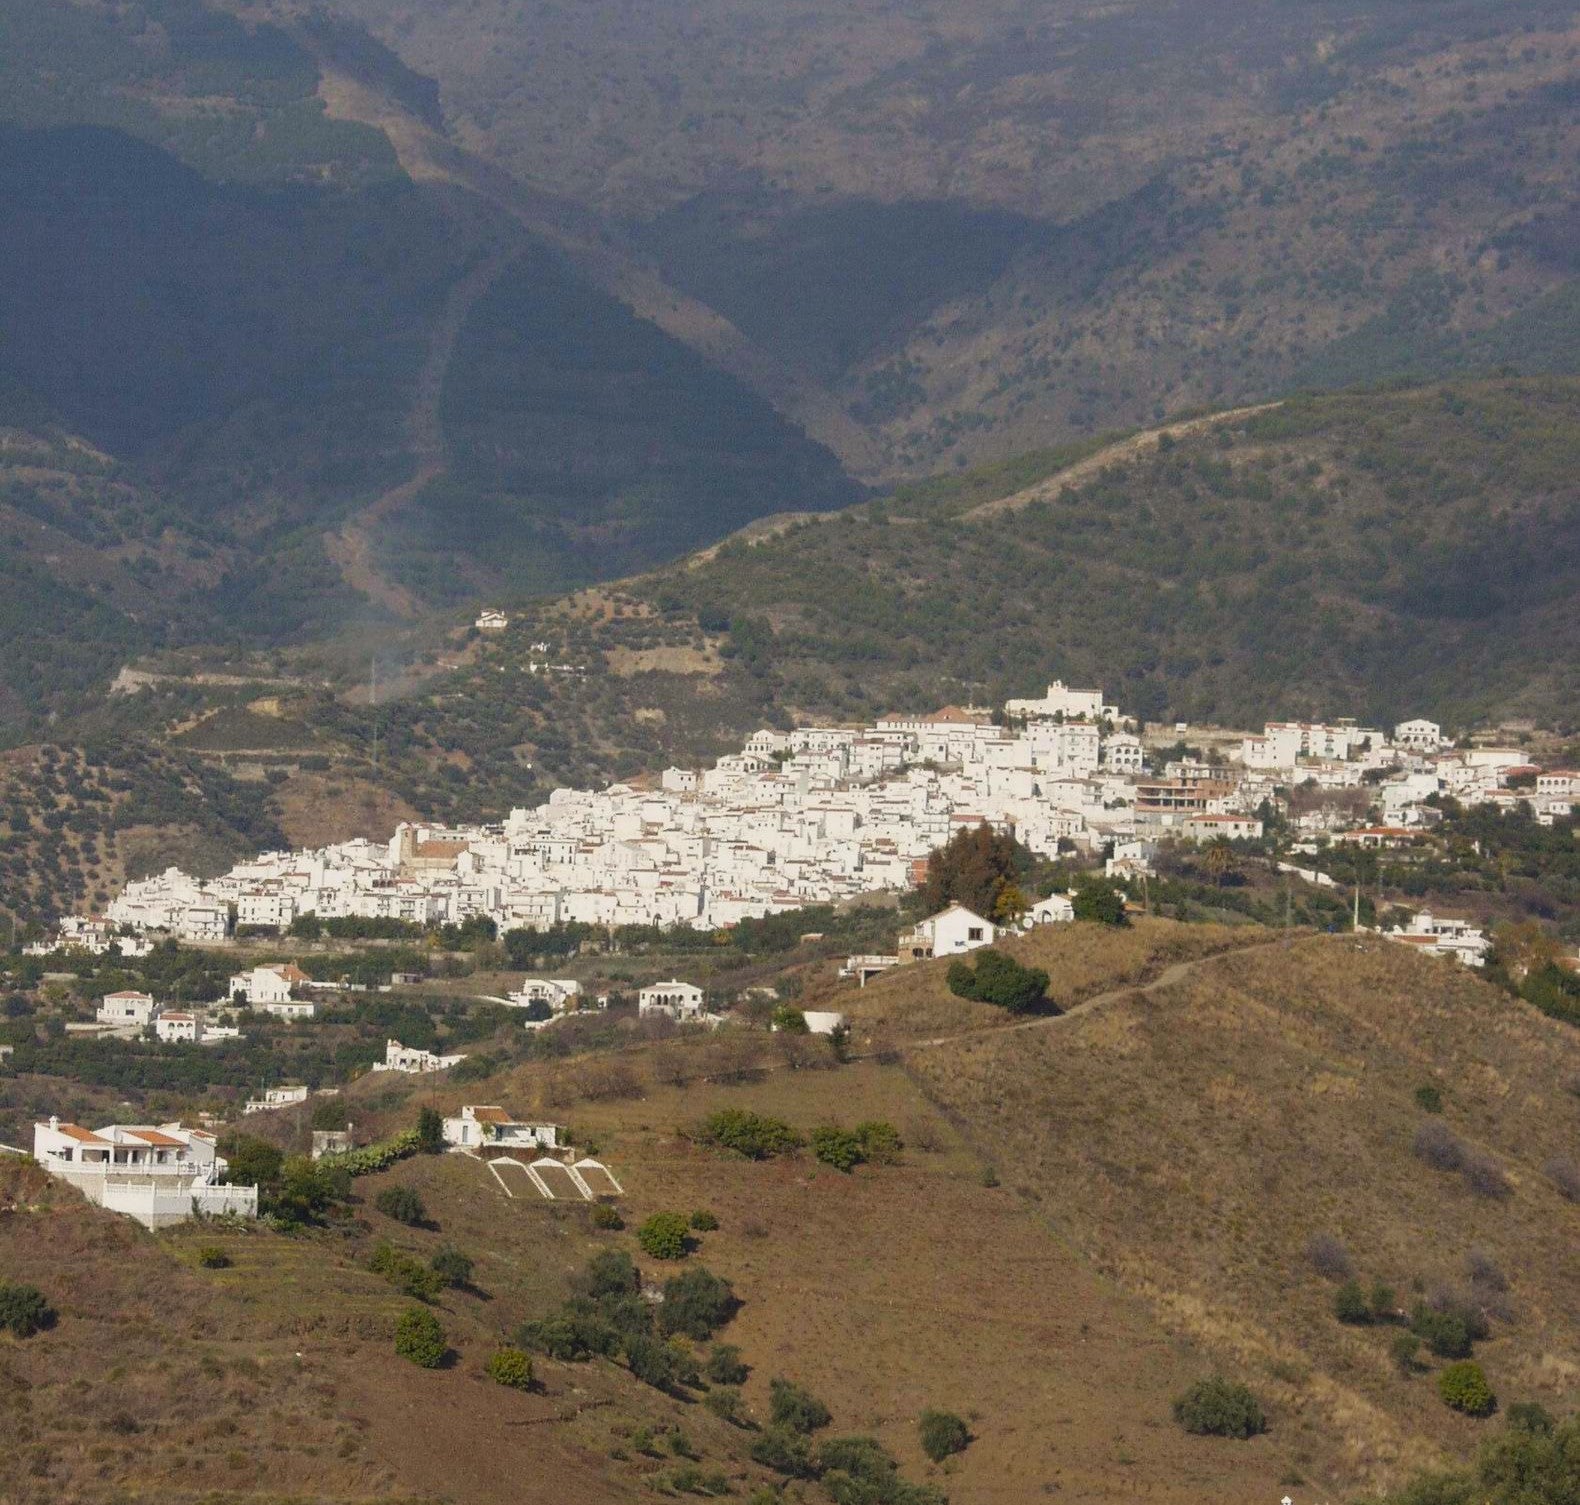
(372, 1038, 467, 1074)
(507, 978, 582, 1013)
(32, 1117, 257, 1229)
(442, 1104, 560, 1152)
(638, 980, 707, 1021)
(244, 1084, 310, 1115)
(899, 904, 996, 960)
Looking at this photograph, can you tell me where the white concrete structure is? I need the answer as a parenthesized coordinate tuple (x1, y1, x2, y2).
(1026, 894, 1075, 926)
(371, 1038, 467, 1074)
(1393, 718, 1443, 751)
(1383, 911, 1489, 967)
(476, 609, 510, 632)
(229, 964, 310, 1006)
(638, 980, 707, 1021)
(32, 1117, 257, 1229)
(244, 1084, 309, 1115)
(1005, 681, 1115, 723)
(506, 978, 582, 1013)
(442, 1104, 560, 1152)
(153, 1011, 198, 1043)
(899, 904, 996, 960)
(800, 1010, 847, 1036)
(97, 990, 157, 1027)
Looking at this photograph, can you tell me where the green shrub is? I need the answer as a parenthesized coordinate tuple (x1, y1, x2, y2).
(578, 1249, 640, 1298)
(770, 1377, 832, 1434)
(1504, 1401, 1553, 1435)
(771, 1005, 809, 1033)
(1413, 1083, 1444, 1113)
(637, 1211, 692, 1260)
(416, 1106, 444, 1154)
(946, 949, 1050, 1012)
(750, 1424, 815, 1478)
(0, 1281, 55, 1337)
(1072, 880, 1127, 926)
(394, 1307, 447, 1368)
(854, 1121, 902, 1164)
(694, 1108, 803, 1159)
(517, 1312, 619, 1362)
(485, 1347, 533, 1390)
(431, 1244, 474, 1288)
(1173, 1377, 1267, 1439)
(196, 1246, 231, 1270)
(706, 1343, 749, 1385)
(705, 1385, 747, 1425)
(320, 1128, 421, 1177)
(1334, 1279, 1373, 1324)
(1391, 1332, 1423, 1375)
(624, 1332, 680, 1390)
(810, 1125, 865, 1172)
(689, 1208, 719, 1231)
(1412, 1305, 1473, 1359)
(919, 1408, 971, 1462)
(591, 1202, 625, 1230)
(368, 1240, 444, 1301)
(1370, 1281, 1397, 1321)
(1438, 1361, 1496, 1416)
(374, 1185, 427, 1226)
(659, 1267, 739, 1340)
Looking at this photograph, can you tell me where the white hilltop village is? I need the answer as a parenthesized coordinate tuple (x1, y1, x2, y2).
(92, 682, 1575, 971)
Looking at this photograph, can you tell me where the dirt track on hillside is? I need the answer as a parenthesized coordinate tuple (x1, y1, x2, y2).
(965, 401, 1284, 520)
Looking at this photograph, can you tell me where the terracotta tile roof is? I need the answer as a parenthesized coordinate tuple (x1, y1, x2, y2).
(125, 1129, 187, 1147)
(468, 1106, 512, 1125)
(54, 1124, 112, 1145)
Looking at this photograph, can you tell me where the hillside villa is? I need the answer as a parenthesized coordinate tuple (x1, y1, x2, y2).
(32, 1116, 257, 1229)
(442, 1104, 560, 1152)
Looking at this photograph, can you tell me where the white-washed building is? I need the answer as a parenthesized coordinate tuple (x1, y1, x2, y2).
(31, 1117, 257, 1228)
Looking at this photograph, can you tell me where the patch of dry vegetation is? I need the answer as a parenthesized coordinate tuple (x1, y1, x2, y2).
(903, 934, 1580, 1492)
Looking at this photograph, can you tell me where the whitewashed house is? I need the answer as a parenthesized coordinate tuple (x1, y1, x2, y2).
(506, 978, 582, 1013)
(371, 1038, 467, 1074)
(97, 990, 157, 1028)
(638, 980, 707, 1021)
(32, 1117, 257, 1229)
(1393, 718, 1443, 751)
(244, 1084, 310, 1115)
(153, 1011, 198, 1043)
(476, 609, 509, 631)
(442, 1104, 560, 1152)
(1384, 911, 1489, 967)
(898, 904, 996, 960)
(229, 963, 310, 1006)
(1026, 894, 1075, 926)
